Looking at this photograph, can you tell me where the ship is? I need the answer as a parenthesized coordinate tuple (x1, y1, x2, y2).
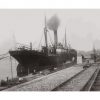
(9, 15, 77, 77)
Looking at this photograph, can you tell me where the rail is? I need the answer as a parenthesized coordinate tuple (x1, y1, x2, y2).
(52, 69, 85, 91)
(81, 67, 100, 91)
(52, 66, 97, 91)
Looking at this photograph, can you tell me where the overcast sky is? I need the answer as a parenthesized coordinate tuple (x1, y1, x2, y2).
(0, 9, 100, 54)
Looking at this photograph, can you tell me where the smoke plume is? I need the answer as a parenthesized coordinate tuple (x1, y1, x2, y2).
(47, 15, 60, 31)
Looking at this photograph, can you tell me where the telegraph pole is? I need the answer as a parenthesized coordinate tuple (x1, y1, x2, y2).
(10, 56, 13, 80)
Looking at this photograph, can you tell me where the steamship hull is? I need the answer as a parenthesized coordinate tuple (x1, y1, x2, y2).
(9, 49, 77, 77)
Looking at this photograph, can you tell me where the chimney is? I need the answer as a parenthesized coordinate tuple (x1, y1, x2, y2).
(54, 30, 58, 48)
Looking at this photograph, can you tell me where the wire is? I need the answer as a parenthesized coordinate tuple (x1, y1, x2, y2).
(0, 52, 9, 57)
(37, 33, 44, 49)
(0, 56, 10, 61)
(61, 35, 65, 47)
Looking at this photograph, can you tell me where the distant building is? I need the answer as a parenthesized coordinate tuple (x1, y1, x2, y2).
(80, 54, 94, 64)
(77, 56, 82, 64)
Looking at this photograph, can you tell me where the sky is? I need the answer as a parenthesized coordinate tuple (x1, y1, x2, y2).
(0, 9, 100, 54)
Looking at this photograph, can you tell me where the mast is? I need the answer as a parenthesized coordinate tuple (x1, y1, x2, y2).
(44, 16, 48, 48)
(65, 28, 67, 48)
(12, 33, 16, 50)
(93, 44, 96, 54)
(93, 44, 96, 62)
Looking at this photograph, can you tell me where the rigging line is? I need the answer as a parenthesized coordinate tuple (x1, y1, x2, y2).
(0, 56, 10, 61)
(0, 52, 9, 57)
(37, 33, 44, 49)
(48, 31, 53, 46)
(62, 35, 65, 47)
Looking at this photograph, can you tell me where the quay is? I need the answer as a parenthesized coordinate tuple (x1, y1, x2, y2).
(3, 63, 99, 91)
(4, 65, 83, 91)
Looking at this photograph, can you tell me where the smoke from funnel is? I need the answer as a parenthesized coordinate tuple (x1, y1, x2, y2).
(47, 15, 60, 49)
(47, 15, 60, 31)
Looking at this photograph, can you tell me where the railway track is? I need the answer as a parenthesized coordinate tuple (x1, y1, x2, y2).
(82, 67, 100, 91)
(91, 70, 100, 91)
(52, 66, 97, 91)
(52, 69, 85, 91)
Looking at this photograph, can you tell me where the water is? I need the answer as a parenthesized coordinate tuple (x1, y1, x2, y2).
(0, 57, 18, 81)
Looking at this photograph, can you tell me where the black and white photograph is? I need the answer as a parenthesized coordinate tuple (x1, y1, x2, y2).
(0, 9, 100, 91)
